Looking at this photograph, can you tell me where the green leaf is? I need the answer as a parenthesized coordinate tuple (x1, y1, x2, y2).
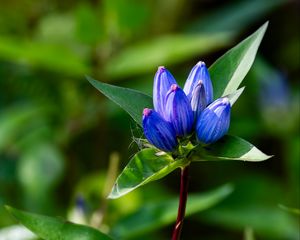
(196, 175, 299, 239)
(209, 22, 268, 99)
(278, 204, 300, 215)
(225, 87, 245, 106)
(87, 76, 152, 126)
(187, 0, 284, 33)
(0, 105, 44, 151)
(0, 36, 90, 76)
(17, 143, 65, 211)
(0, 225, 36, 240)
(5, 206, 113, 240)
(193, 135, 271, 161)
(105, 33, 233, 79)
(201, 205, 299, 239)
(111, 184, 233, 239)
(108, 148, 188, 199)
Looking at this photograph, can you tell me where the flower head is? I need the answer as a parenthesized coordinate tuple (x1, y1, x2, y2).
(143, 61, 231, 152)
(196, 97, 231, 144)
(142, 108, 178, 152)
(184, 61, 213, 104)
(153, 66, 177, 118)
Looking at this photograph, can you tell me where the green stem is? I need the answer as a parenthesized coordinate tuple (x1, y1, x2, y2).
(172, 165, 190, 240)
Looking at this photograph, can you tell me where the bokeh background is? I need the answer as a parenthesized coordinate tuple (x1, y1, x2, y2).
(0, 0, 299, 239)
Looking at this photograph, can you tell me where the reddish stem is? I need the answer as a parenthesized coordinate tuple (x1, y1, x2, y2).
(172, 165, 190, 240)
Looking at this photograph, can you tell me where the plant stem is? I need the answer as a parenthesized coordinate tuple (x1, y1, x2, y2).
(172, 164, 190, 240)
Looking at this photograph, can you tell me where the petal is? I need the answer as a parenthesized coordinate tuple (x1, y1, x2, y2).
(196, 97, 231, 144)
(183, 61, 213, 104)
(165, 84, 194, 137)
(153, 66, 177, 118)
(191, 80, 207, 120)
(143, 108, 178, 152)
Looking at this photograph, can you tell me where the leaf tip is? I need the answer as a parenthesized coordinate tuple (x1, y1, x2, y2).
(259, 21, 269, 35)
(107, 186, 119, 199)
(265, 154, 274, 160)
(4, 205, 13, 213)
(107, 193, 115, 199)
(220, 183, 235, 197)
(85, 75, 95, 84)
(4, 206, 21, 222)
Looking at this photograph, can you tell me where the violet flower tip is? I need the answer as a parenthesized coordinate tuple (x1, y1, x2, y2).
(143, 108, 152, 116)
(158, 66, 166, 72)
(171, 84, 179, 91)
(197, 61, 206, 66)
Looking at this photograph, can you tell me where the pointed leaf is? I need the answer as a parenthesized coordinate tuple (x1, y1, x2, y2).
(111, 184, 233, 239)
(0, 36, 90, 76)
(108, 148, 188, 199)
(209, 22, 268, 98)
(0, 225, 35, 240)
(225, 87, 245, 106)
(193, 135, 272, 161)
(6, 206, 112, 240)
(104, 33, 232, 79)
(278, 204, 300, 215)
(87, 76, 152, 126)
(187, 0, 283, 33)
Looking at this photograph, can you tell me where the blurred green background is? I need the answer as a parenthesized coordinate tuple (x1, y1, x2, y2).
(0, 0, 299, 239)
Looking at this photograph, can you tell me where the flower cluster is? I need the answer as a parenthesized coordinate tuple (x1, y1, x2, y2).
(142, 61, 231, 152)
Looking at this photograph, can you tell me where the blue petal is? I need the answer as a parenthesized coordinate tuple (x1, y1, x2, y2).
(165, 84, 194, 137)
(143, 108, 178, 152)
(191, 80, 207, 120)
(153, 66, 177, 118)
(196, 97, 231, 144)
(183, 61, 213, 104)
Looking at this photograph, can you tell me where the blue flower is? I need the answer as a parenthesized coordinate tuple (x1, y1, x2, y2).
(196, 97, 231, 144)
(143, 61, 231, 151)
(165, 84, 194, 137)
(153, 66, 177, 118)
(184, 61, 213, 104)
(190, 80, 207, 119)
(143, 108, 178, 152)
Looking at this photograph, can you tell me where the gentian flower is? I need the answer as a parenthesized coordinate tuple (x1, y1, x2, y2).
(142, 108, 178, 152)
(190, 80, 206, 119)
(153, 66, 176, 118)
(142, 62, 231, 152)
(165, 84, 194, 137)
(196, 97, 231, 144)
(184, 61, 213, 104)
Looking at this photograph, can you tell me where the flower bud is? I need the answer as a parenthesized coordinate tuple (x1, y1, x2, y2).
(143, 108, 178, 152)
(196, 97, 231, 144)
(153, 66, 177, 118)
(191, 80, 207, 119)
(165, 84, 194, 137)
(183, 61, 213, 104)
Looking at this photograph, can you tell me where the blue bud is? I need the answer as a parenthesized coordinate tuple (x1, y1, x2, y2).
(165, 84, 194, 137)
(143, 108, 178, 152)
(196, 97, 231, 144)
(191, 80, 207, 119)
(153, 66, 177, 118)
(183, 61, 213, 104)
